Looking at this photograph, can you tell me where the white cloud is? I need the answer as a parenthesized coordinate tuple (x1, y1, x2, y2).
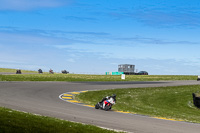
(67, 58, 76, 63)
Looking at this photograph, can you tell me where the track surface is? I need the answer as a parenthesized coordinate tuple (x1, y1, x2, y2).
(1, 81, 200, 133)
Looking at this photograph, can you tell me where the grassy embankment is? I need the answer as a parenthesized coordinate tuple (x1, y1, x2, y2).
(0, 68, 197, 81)
(0, 68, 38, 73)
(0, 74, 197, 82)
(0, 107, 122, 133)
(75, 85, 200, 123)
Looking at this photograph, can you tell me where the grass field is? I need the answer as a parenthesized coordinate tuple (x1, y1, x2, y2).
(0, 107, 122, 133)
(0, 68, 197, 81)
(0, 73, 197, 82)
(75, 85, 200, 123)
(0, 68, 38, 73)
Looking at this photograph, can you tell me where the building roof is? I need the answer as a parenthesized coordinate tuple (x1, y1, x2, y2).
(118, 64, 135, 66)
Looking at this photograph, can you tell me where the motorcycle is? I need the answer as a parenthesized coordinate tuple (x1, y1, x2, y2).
(95, 97, 115, 111)
(49, 69, 54, 74)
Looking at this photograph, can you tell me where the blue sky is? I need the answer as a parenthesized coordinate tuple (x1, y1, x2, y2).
(0, 0, 200, 75)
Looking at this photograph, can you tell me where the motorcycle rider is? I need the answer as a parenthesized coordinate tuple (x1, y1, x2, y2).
(99, 94, 116, 107)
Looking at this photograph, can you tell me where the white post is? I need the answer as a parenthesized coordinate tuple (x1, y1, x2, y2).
(121, 74, 125, 80)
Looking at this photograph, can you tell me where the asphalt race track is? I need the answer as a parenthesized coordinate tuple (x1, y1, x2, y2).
(1, 81, 200, 133)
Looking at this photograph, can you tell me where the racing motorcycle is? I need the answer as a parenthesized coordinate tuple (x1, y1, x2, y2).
(95, 97, 115, 111)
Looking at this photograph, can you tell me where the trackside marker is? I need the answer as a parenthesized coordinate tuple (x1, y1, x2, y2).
(114, 111, 133, 114)
(59, 91, 85, 104)
(68, 100, 81, 103)
(63, 94, 73, 96)
(83, 105, 95, 107)
(81, 91, 88, 93)
(153, 117, 183, 122)
(62, 97, 72, 99)
(70, 92, 80, 94)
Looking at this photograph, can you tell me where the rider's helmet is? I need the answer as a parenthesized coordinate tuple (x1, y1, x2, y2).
(112, 94, 116, 99)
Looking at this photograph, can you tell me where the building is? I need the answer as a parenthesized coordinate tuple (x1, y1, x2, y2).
(105, 64, 148, 75)
(118, 64, 135, 75)
(118, 64, 135, 72)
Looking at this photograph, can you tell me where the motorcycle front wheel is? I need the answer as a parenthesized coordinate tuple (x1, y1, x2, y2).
(95, 103, 100, 109)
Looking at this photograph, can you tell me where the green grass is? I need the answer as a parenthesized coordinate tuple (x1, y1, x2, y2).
(0, 68, 38, 73)
(75, 85, 200, 123)
(0, 107, 121, 133)
(0, 74, 197, 82)
(0, 67, 197, 81)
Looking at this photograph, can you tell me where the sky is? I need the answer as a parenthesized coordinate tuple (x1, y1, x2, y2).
(0, 0, 200, 75)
